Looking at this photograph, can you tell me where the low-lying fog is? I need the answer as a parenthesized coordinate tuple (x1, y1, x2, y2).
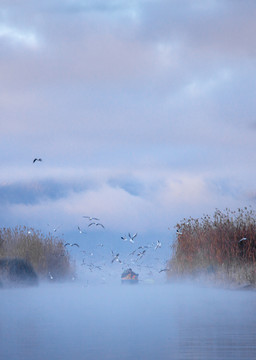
(1, 280, 256, 360)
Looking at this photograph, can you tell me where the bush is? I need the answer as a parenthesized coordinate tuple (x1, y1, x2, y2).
(0, 226, 74, 281)
(0, 258, 38, 286)
(168, 207, 256, 285)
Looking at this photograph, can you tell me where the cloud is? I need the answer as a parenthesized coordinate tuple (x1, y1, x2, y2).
(54, 0, 138, 14)
(108, 176, 145, 197)
(0, 0, 256, 238)
(0, 24, 38, 48)
(0, 179, 90, 205)
(0, 165, 254, 235)
(140, 0, 256, 56)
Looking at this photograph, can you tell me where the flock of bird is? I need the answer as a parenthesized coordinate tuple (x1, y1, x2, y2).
(32, 157, 171, 281)
(46, 212, 170, 280)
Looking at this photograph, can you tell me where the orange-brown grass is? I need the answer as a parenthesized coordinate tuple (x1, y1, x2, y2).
(0, 226, 74, 280)
(168, 207, 256, 286)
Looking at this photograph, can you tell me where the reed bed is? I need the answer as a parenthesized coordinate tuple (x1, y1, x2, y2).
(0, 226, 73, 280)
(168, 207, 256, 286)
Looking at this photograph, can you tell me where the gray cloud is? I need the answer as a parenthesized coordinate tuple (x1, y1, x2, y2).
(54, 0, 135, 13)
(1, 0, 256, 235)
(108, 176, 145, 197)
(140, 1, 256, 55)
(0, 179, 91, 205)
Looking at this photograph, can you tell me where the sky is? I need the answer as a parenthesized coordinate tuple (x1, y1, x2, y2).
(1, 0, 256, 262)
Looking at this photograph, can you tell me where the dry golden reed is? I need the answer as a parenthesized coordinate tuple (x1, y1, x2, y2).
(0, 226, 73, 280)
(168, 207, 256, 285)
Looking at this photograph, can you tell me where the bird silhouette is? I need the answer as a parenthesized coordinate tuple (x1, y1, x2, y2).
(64, 243, 79, 247)
(137, 250, 146, 260)
(88, 222, 105, 228)
(159, 268, 170, 273)
(33, 158, 42, 163)
(111, 251, 122, 264)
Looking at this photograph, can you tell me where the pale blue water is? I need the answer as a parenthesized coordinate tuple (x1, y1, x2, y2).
(0, 282, 255, 360)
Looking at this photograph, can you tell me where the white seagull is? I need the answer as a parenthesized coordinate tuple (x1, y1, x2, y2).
(78, 226, 86, 234)
(47, 224, 61, 233)
(128, 232, 137, 243)
(83, 216, 100, 221)
(155, 240, 162, 250)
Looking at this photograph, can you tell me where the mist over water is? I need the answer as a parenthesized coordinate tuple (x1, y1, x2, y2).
(1, 281, 256, 360)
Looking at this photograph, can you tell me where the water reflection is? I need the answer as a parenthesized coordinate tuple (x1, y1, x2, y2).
(0, 282, 255, 360)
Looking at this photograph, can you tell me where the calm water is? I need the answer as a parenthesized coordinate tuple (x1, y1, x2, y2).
(0, 282, 256, 360)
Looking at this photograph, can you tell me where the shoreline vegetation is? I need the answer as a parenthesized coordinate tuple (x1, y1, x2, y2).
(1, 207, 256, 289)
(168, 207, 256, 288)
(0, 226, 74, 284)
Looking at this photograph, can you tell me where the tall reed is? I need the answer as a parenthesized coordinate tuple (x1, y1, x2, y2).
(0, 226, 73, 280)
(168, 207, 256, 285)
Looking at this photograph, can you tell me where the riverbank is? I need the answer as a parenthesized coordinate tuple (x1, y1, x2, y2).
(0, 226, 74, 283)
(167, 207, 256, 288)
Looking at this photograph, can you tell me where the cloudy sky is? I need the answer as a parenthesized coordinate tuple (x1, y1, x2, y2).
(1, 0, 256, 252)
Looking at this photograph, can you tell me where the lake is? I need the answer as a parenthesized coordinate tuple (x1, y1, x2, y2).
(0, 281, 255, 360)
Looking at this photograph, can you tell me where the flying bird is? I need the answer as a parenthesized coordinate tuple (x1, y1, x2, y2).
(33, 158, 42, 163)
(111, 251, 122, 264)
(155, 240, 162, 250)
(129, 249, 137, 256)
(159, 268, 170, 273)
(121, 236, 127, 241)
(83, 216, 100, 221)
(47, 224, 61, 232)
(94, 265, 103, 270)
(128, 232, 137, 243)
(64, 243, 79, 247)
(88, 222, 105, 228)
(78, 226, 86, 234)
(239, 237, 247, 243)
(137, 250, 146, 260)
(129, 245, 147, 257)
